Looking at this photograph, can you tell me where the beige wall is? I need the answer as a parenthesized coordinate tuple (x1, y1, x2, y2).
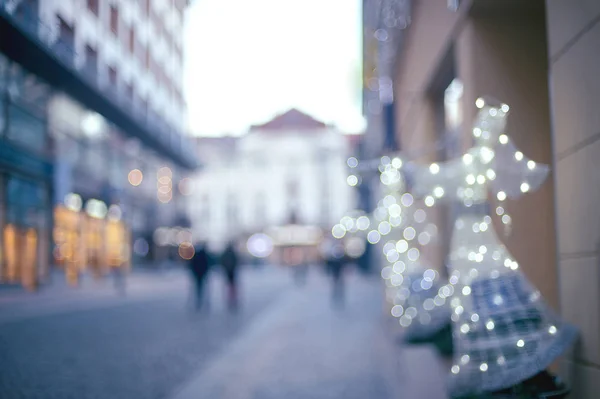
(394, 0, 465, 272)
(394, 1, 557, 306)
(461, 8, 558, 310)
(546, 0, 600, 396)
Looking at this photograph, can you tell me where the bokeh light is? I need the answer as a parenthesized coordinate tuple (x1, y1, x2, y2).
(128, 169, 143, 186)
(178, 242, 195, 260)
(247, 233, 274, 258)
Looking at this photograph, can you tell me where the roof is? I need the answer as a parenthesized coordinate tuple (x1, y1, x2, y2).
(249, 109, 331, 131)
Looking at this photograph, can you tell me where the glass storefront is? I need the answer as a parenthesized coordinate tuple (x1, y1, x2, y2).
(0, 174, 50, 290)
(0, 53, 53, 291)
(0, 48, 191, 291)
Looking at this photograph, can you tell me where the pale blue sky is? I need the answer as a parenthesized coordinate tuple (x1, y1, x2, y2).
(183, 0, 364, 136)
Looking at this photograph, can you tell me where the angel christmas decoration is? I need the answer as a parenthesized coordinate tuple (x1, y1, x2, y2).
(406, 98, 577, 398)
(335, 156, 450, 346)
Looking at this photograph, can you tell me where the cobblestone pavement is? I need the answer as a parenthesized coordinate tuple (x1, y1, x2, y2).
(0, 266, 448, 399)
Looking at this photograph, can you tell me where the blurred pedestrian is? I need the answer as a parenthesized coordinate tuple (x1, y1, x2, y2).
(326, 244, 347, 308)
(188, 242, 210, 312)
(111, 265, 127, 296)
(221, 242, 239, 311)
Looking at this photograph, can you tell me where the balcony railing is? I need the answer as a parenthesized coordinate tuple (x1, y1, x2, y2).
(0, 0, 197, 169)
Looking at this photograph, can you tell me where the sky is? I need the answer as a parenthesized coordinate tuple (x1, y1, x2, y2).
(183, 0, 365, 137)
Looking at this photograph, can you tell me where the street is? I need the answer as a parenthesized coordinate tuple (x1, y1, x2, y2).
(0, 266, 447, 399)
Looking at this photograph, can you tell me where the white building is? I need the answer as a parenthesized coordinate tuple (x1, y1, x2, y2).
(38, 0, 187, 131)
(190, 109, 358, 250)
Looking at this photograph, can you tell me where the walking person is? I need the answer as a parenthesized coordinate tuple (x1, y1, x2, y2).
(326, 244, 347, 308)
(221, 242, 240, 312)
(111, 265, 127, 296)
(188, 242, 210, 312)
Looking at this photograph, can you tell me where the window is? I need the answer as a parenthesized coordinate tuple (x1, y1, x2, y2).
(140, 98, 148, 117)
(128, 27, 135, 54)
(174, 44, 183, 65)
(6, 104, 46, 153)
(448, 0, 461, 11)
(125, 83, 133, 101)
(227, 194, 237, 229)
(175, 0, 186, 16)
(56, 17, 75, 64)
(138, 43, 146, 66)
(255, 193, 266, 226)
(110, 5, 118, 36)
(108, 66, 117, 87)
(443, 78, 464, 158)
(87, 0, 99, 15)
(201, 195, 210, 223)
(84, 45, 98, 78)
(144, 48, 150, 70)
(164, 31, 173, 51)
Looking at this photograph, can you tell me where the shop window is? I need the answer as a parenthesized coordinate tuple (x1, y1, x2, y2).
(2, 176, 49, 290)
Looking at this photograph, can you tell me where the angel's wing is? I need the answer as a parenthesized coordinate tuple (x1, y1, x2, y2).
(488, 138, 549, 199)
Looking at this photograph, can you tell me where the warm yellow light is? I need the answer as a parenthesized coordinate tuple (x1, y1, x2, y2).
(179, 242, 195, 260)
(128, 169, 143, 186)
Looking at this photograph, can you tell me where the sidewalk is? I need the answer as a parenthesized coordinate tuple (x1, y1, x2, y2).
(0, 265, 290, 325)
(168, 270, 449, 399)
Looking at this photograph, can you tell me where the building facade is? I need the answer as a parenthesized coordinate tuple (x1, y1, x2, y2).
(189, 109, 357, 254)
(362, 0, 600, 396)
(0, 0, 195, 290)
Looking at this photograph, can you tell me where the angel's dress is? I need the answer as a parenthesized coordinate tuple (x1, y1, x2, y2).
(390, 257, 451, 343)
(445, 204, 577, 397)
(408, 132, 577, 397)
